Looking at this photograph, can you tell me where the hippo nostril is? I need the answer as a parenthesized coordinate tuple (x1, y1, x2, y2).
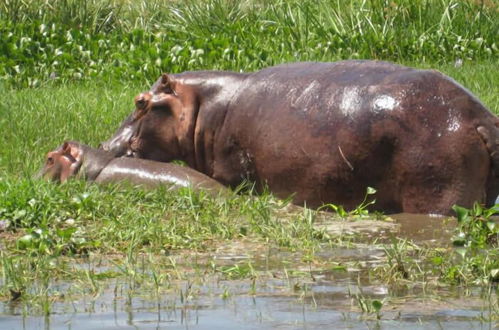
(125, 149, 138, 158)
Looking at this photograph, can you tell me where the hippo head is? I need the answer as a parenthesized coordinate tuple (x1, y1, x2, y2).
(101, 74, 197, 165)
(38, 141, 84, 182)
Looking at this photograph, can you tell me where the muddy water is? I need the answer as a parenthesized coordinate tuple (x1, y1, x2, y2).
(1, 280, 493, 329)
(1, 213, 496, 329)
(391, 213, 455, 244)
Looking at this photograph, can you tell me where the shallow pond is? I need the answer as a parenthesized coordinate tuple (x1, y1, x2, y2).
(1, 278, 494, 329)
(1, 213, 496, 329)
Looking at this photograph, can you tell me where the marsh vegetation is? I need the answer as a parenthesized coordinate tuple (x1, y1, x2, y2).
(0, 0, 497, 328)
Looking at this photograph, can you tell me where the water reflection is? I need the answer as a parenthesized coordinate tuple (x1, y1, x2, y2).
(1, 284, 493, 329)
(0, 212, 495, 329)
(391, 213, 455, 244)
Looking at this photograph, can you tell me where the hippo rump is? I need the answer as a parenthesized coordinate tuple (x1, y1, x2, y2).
(101, 60, 499, 214)
(38, 141, 228, 194)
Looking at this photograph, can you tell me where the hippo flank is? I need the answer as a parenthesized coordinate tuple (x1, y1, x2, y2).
(39, 141, 228, 194)
(101, 60, 499, 214)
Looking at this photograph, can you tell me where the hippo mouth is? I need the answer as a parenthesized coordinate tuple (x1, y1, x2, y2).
(99, 113, 142, 158)
(125, 120, 144, 158)
(99, 130, 134, 157)
(125, 147, 140, 158)
(109, 135, 140, 158)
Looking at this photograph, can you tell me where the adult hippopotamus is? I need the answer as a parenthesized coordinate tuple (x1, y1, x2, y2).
(38, 141, 228, 194)
(101, 60, 499, 214)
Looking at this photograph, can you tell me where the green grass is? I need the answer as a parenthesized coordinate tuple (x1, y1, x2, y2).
(0, 0, 497, 87)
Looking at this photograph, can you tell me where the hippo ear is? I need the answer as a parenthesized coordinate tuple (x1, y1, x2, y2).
(161, 73, 169, 86)
(61, 142, 81, 163)
(62, 142, 71, 155)
(160, 73, 176, 95)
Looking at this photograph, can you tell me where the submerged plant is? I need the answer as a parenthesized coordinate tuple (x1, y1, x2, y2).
(349, 282, 384, 319)
(439, 204, 499, 284)
(321, 187, 377, 218)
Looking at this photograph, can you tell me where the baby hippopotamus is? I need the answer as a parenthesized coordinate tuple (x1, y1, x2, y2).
(38, 141, 228, 194)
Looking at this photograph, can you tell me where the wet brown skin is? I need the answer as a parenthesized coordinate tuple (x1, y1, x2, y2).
(101, 60, 499, 214)
(39, 141, 228, 194)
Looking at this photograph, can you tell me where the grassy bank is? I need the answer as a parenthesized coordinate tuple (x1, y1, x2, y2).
(0, 0, 497, 87)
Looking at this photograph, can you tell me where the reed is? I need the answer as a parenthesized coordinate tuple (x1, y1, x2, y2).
(0, 0, 496, 87)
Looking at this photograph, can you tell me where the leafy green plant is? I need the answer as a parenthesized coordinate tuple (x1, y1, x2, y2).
(320, 187, 377, 218)
(349, 284, 384, 319)
(437, 203, 499, 284)
(16, 225, 88, 256)
(381, 238, 416, 280)
(219, 262, 256, 280)
(0, 0, 497, 88)
(452, 203, 498, 249)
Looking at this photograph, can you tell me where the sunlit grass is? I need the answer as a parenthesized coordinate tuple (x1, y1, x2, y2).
(0, 0, 497, 87)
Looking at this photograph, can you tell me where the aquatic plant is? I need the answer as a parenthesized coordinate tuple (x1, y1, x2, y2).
(0, 0, 497, 87)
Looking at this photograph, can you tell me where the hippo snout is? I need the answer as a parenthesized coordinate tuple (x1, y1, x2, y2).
(99, 113, 139, 157)
(100, 141, 128, 157)
(99, 140, 124, 155)
(98, 142, 108, 151)
(99, 129, 134, 157)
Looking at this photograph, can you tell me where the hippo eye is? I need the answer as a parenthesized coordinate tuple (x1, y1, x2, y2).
(47, 157, 54, 165)
(136, 98, 146, 109)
